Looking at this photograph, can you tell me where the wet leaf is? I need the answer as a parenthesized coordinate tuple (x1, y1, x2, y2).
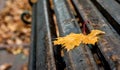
(54, 30, 105, 51)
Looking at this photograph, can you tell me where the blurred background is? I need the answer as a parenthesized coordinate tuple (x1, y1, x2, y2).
(0, 0, 31, 70)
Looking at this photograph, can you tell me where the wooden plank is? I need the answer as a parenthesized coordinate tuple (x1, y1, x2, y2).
(53, 0, 98, 70)
(72, 0, 120, 69)
(95, 0, 120, 24)
(29, 0, 56, 70)
(91, 0, 120, 35)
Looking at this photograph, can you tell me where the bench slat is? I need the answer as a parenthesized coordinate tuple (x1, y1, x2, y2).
(72, 0, 120, 69)
(29, 0, 56, 70)
(53, 0, 98, 70)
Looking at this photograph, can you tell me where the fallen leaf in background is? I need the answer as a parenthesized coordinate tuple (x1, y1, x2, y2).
(23, 48, 29, 56)
(30, 0, 38, 3)
(15, 38, 23, 45)
(21, 63, 28, 70)
(0, 0, 30, 69)
(54, 30, 105, 51)
(0, 63, 12, 70)
(0, 0, 31, 46)
(6, 47, 23, 55)
(6, 39, 15, 45)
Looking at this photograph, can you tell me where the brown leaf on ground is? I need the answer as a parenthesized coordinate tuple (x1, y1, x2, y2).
(30, 0, 38, 4)
(0, 0, 31, 46)
(0, 63, 12, 70)
(23, 48, 29, 56)
(21, 63, 28, 70)
(6, 47, 23, 55)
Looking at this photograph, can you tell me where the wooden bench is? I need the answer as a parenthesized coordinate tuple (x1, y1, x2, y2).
(29, 0, 120, 70)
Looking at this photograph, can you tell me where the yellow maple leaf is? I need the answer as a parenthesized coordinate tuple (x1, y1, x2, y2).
(53, 30, 105, 51)
(83, 30, 105, 45)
